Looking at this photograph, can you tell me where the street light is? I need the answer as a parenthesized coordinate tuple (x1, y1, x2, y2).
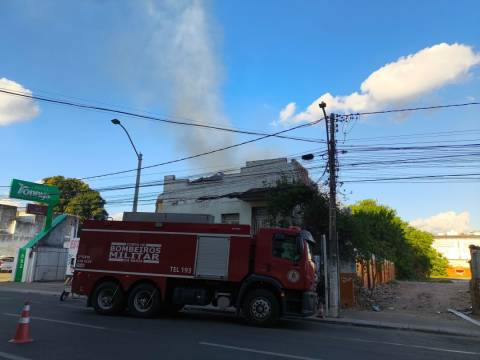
(111, 119, 143, 212)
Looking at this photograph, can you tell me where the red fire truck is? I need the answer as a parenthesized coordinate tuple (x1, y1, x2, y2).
(72, 216, 317, 325)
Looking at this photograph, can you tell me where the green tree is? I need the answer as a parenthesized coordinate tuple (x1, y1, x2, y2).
(266, 182, 448, 280)
(349, 199, 448, 279)
(265, 179, 352, 258)
(42, 176, 108, 222)
(402, 224, 448, 278)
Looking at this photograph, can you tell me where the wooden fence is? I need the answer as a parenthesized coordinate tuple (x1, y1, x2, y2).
(355, 256, 395, 289)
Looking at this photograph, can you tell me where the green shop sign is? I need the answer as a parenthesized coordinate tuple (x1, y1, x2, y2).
(9, 179, 59, 204)
(9, 179, 61, 282)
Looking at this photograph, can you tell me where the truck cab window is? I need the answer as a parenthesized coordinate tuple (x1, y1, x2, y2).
(272, 233, 300, 261)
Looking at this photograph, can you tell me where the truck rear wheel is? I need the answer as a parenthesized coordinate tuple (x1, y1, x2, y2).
(128, 283, 160, 318)
(243, 289, 279, 326)
(92, 281, 125, 315)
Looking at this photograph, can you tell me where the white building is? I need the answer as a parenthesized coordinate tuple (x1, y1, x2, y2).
(432, 233, 480, 278)
(156, 158, 313, 233)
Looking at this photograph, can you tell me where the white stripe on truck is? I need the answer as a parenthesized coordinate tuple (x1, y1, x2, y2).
(74, 268, 195, 278)
(81, 229, 250, 237)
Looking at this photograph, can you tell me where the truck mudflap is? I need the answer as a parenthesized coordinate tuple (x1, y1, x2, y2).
(301, 291, 318, 316)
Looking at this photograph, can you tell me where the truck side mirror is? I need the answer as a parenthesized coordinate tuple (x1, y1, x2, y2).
(295, 237, 304, 265)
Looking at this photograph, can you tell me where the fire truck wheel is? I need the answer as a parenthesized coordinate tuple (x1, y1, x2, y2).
(128, 283, 161, 318)
(243, 289, 279, 326)
(92, 281, 126, 315)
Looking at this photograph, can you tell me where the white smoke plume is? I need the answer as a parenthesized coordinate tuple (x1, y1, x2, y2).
(113, 0, 236, 168)
(109, 1, 280, 168)
(0, 78, 39, 126)
(279, 43, 480, 124)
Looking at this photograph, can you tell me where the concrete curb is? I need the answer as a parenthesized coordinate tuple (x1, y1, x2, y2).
(186, 306, 479, 338)
(0, 285, 62, 296)
(0, 287, 61, 296)
(303, 316, 480, 338)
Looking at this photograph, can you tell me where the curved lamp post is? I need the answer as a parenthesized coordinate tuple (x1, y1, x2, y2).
(111, 119, 143, 212)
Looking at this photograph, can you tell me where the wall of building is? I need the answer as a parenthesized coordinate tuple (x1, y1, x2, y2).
(160, 197, 254, 225)
(432, 234, 480, 278)
(13, 214, 79, 282)
(30, 216, 78, 281)
(0, 204, 45, 257)
(156, 158, 312, 228)
(0, 205, 17, 243)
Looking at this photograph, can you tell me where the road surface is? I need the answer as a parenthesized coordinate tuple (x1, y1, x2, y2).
(0, 291, 479, 360)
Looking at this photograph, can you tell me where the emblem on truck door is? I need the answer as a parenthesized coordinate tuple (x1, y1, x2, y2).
(287, 269, 300, 283)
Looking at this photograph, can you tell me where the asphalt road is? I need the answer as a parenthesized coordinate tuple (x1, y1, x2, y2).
(0, 291, 479, 360)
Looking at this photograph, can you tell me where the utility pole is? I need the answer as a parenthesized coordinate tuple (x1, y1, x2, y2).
(132, 153, 143, 212)
(319, 103, 340, 317)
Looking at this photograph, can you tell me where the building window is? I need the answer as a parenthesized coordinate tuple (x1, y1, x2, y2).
(221, 213, 240, 225)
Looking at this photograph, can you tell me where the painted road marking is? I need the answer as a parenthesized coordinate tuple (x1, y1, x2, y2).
(290, 319, 480, 355)
(59, 304, 88, 310)
(4, 313, 107, 330)
(345, 337, 480, 356)
(0, 351, 32, 360)
(199, 342, 323, 360)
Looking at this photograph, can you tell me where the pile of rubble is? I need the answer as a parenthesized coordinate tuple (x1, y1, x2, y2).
(356, 282, 397, 311)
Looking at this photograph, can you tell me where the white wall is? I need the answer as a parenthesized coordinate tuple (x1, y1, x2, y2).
(433, 236, 480, 268)
(162, 197, 253, 225)
(157, 158, 312, 227)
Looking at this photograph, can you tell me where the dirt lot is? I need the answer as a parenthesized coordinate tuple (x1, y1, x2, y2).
(361, 280, 473, 320)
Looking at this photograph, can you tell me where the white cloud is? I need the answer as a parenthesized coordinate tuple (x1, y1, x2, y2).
(410, 211, 471, 235)
(110, 212, 124, 221)
(279, 102, 296, 122)
(0, 78, 39, 126)
(280, 43, 480, 124)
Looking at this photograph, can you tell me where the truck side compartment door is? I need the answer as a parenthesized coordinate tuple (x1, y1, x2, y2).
(195, 236, 230, 279)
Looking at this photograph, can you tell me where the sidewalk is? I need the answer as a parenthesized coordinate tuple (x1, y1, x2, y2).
(0, 280, 64, 296)
(309, 309, 480, 337)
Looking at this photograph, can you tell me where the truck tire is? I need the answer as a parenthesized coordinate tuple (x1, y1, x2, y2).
(243, 289, 279, 326)
(92, 281, 125, 315)
(128, 283, 160, 318)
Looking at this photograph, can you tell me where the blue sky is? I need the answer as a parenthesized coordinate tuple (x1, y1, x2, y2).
(0, 0, 479, 232)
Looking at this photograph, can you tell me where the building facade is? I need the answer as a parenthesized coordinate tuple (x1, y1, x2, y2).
(432, 233, 480, 278)
(156, 158, 313, 233)
(0, 204, 45, 256)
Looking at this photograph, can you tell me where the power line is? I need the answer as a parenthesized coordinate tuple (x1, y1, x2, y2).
(344, 102, 480, 117)
(342, 173, 480, 183)
(0, 88, 324, 144)
(80, 118, 324, 180)
(346, 128, 480, 142)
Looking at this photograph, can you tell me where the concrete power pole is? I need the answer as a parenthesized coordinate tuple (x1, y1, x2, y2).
(319, 103, 340, 317)
(132, 153, 143, 212)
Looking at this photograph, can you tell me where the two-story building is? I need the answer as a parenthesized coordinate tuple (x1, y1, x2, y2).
(156, 158, 314, 233)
